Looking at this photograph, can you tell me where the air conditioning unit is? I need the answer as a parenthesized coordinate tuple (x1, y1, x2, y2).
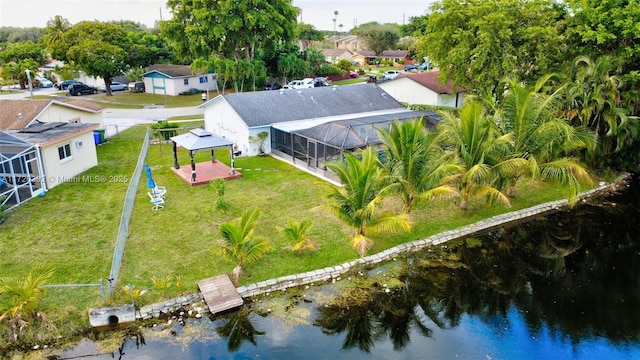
(75, 140, 83, 148)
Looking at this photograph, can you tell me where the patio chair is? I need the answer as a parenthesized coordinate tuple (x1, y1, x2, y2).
(148, 192, 165, 210)
(150, 185, 167, 198)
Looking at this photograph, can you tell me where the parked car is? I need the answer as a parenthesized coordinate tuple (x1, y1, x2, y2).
(313, 77, 330, 87)
(285, 78, 315, 89)
(381, 70, 402, 81)
(349, 71, 359, 78)
(56, 80, 80, 90)
(128, 81, 145, 93)
(404, 63, 429, 72)
(98, 82, 128, 92)
(37, 77, 54, 88)
(264, 81, 282, 90)
(67, 83, 98, 96)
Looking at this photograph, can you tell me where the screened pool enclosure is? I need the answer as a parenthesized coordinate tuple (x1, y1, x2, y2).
(0, 131, 45, 209)
(270, 110, 440, 173)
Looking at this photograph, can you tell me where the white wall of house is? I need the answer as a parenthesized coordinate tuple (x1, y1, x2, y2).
(379, 78, 464, 108)
(37, 105, 104, 128)
(248, 127, 271, 156)
(40, 131, 98, 188)
(203, 98, 253, 156)
(145, 75, 218, 96)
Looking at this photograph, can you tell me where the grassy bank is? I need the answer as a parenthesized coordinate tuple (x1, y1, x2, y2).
(0, 123, 592, 351)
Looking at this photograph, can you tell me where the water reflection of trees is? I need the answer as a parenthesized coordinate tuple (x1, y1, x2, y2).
(314, 193, 640, 350)
(216, 309, 265, 352)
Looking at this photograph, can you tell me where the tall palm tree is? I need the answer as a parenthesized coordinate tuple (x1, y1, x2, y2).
(438, 101, 528, 210)
(377, 118, 460, 214)
(561, 55, 639, 168)
(321, 147, 411, 256)
(43, 15, 71, 50)
(491, 76, 594, 203)
(217, 209, 270, 284)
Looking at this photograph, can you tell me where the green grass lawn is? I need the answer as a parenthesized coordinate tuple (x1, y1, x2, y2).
(0, 123, 593, 343)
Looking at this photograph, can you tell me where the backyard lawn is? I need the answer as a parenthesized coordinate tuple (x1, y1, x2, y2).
(0, 121, 582, 333)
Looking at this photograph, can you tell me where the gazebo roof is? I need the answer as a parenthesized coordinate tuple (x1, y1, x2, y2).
(170, 128, 233, 151)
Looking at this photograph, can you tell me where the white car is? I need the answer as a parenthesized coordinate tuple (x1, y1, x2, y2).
(98, 82, 128, 92)
(285, 78, 315, 89)
(37, 77, 54, 88)
(381, 70, 402, 81)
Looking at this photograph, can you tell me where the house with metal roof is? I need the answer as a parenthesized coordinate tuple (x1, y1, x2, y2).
(142, 64, 218, 96)
(198, 84, 440, 177)
(378, 70, 466, 108)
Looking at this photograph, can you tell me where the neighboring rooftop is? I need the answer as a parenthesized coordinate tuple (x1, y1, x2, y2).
(0, 99, 104, 131)
(9, 122, 99, 146)
(144, 64, 194, 78)
(395, 71, 465, 94)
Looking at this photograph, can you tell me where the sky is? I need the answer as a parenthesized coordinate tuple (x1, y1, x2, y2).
(0, 0, 432, 31)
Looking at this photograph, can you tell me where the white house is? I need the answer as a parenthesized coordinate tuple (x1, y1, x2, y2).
(142, 64, 218, 96)
(321, 48, 354, 64)
(0, 99, 104, 208)
(378, 70, 465, 108)
(198, 84, 439, 165)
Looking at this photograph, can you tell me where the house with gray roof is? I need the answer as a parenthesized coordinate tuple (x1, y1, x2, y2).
(142, 64, 218, 96)
(198, 84, 440, 175)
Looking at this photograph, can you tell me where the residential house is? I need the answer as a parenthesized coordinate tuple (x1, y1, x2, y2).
(378, 70, 465, 108)
(333, 35, 362, 53)
(142, 64, 218, 96)
(198, 84, 440, 178)
(352, 50, 413, 66)
(321, 48, 354, 64)
(0, 99, 104, 208)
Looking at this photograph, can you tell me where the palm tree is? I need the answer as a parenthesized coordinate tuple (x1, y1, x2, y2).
(43, 15, 71, 49)
(217, 209, 271, 284)
(321, 147, 411, 256)
(377, 118, 460, 213)
(438, 101, 528, 210)
(0, 267, 54, 324)
(333, 11, 339, 34)
(491, 76, 594, 203)
(279, 219, 317, 253)
(560, 55, 639, 168)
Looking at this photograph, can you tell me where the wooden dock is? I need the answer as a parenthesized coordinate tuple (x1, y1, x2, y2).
(197, 275, 244, 314)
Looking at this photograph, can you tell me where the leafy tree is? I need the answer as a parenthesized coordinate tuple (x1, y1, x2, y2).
(378, 118, 460, 213)
(162, 0, 298, 62)
(321, 147, 411, 256)
(50, 21, 138, 96)
(336, 59, 355, 72)
(401, 14, 430, 36)
(0, 59, 41, 89)
(354, 23, 400, 62)
(296, 23, 324, 51)
(217, 208, 270, 284)
(438, 101, 528, 210)
(421, 0, 566, 94)
(278, 53, 307, 83)
(0, 41, 47, 88)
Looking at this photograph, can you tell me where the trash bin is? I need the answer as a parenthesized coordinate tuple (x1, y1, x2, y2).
(93, 131, 100, 145)
(96, 129, 106, 143)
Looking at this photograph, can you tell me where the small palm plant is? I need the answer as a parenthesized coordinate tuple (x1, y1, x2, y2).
(211, 178, 228, 210)
(0, 267, 54, 339)
(150, 275, 172, 296)
(217, 208, 271, 285)
(279, 219, 317, 253)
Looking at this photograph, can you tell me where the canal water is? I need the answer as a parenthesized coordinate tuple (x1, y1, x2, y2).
(59, 177, 640, 359)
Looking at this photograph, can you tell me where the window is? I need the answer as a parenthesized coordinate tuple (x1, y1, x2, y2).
(183, 78, 189, 85)
(58, 144, 71, 160)
(199, 76, 208, 84)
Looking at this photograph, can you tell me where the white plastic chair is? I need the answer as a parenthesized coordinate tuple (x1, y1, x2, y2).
(148, 192, 165, 210)
(150, 185, 167, 197)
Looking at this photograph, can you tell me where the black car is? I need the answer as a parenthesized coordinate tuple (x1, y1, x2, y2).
(68, 83, 98, 96)
(56, 80, 80, 90)
(264, 81, 281, 90)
